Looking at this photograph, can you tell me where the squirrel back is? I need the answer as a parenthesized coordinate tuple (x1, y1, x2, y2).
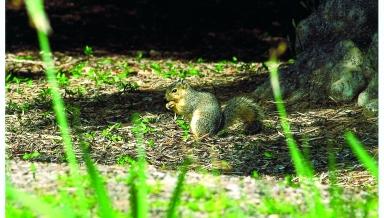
(165, 81, 263, 138)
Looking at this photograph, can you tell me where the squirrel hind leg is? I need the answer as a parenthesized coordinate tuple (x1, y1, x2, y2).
(190, 120, 215, 138)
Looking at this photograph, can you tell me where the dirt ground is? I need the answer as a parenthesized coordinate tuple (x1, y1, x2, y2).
(5, 51, 378, 216)
(5, 51, 378, 181)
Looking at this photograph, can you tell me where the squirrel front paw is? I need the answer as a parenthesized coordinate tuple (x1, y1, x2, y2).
(166, 101, 175, 110)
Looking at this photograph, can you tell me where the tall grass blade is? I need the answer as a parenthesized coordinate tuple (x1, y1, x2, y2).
(24, 0, 51, 34)
(79, 140, 117, 218)
(6, 182, 76, 218)
(345, 131, 378, 179)
(135, 158, 147, 218)
(265, 51, 326, 216)
(128, 114, 148, 218)
(24, 0, 87, 211)
(327, 146, 346, 217)
(166, 160, 189, 218)
(265, 59, 312, 177)
(70, 106, 116, 218)
(128, 160, 148, 218)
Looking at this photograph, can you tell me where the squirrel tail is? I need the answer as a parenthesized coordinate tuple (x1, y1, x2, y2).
(222, 96, 264, 134)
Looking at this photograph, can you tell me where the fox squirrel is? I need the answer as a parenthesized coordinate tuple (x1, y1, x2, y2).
(165, 80, 264, 138)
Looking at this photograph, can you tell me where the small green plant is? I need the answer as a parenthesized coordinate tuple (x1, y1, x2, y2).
(6, 101, 31, 114)
(117, 61, 133, 75)
(22, 151, 41, 160)
(117, 81, 139, 93)
(83, 131, 96, 142)
(251, 171, 260, 179)
(101, 123, 123, 142)
(56, 72, 69, 87)
(150, 62, 163, 75)
(65, 86, 87, 98)
(93, 71, 110, 86)
(6, 74, 33, 93)
(180, 65, 202, 78)
(164, 62, 179, 78)
(83, 45, 93, 56)
(15, 55, 35, 60)
(147, 139, 155, 148)
(116, 155, 134, 165)
(176, 117, 190, 141)
(69, 61, 87, 77)
(214, 61, 226, 73)
(84, 66, 135, 87)
(131, 114, 156, 136)
(36, 87, 51, 103)
(6, 74, 32, 84)
(149, 61, 202, 78)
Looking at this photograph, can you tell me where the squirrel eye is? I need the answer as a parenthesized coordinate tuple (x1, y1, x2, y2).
(172, 88, 177, 93)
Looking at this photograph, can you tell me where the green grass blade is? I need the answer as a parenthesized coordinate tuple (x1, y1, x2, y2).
(265, 60, 312, 177)
(128, 159, 148, 218)
(24, 0, 51, 34)
(128, 167, 139, 218)
(166, 160, 189, 218)
(6, 182, 76, 218)
(136, 157, 148, 218)
(79, 141, 117, 218)
(327, 148, 346, 217)
(25, 0, 78, 170)
(345, 131, 378, 179)
(24, 0, 88, 212)
(36, 29, 83, 183)
(265, 56, 326, 216)
(128, 114, 148, 218)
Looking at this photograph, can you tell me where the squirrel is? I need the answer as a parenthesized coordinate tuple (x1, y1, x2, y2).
(165, 80, 264, 138)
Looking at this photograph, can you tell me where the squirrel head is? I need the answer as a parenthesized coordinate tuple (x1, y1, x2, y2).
(165, 80, 191, 102)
